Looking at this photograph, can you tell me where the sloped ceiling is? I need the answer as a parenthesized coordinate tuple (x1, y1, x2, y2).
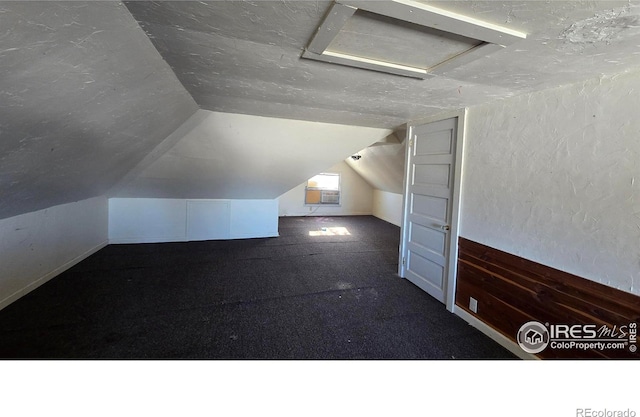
(4, 1, 640, 220)
(346, 142, 406, 194)
(0, 2, 198, 220)
(115, 110, 391, 199)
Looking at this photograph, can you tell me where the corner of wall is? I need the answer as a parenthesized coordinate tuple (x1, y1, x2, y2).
(372, 190, 403, 226)
(0, 196, 109, 311)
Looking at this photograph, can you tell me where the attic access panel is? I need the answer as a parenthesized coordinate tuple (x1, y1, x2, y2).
(331, 9, 484, 70)
(302, 0, 526, 79)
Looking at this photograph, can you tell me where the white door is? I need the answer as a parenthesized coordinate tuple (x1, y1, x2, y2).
(400, 117, 458, 304)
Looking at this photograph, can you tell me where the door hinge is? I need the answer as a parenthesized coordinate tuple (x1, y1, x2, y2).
(402, 257, 406, 266)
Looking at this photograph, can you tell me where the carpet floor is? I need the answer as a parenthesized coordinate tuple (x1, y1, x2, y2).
(0, 215, 516, 359)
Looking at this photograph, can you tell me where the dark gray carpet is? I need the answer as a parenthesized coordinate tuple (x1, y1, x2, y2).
(0, 216, 516, 359)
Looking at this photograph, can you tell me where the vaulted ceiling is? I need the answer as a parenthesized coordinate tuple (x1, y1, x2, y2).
(2, 1, 640, 220)
(124, 0, 640, 129)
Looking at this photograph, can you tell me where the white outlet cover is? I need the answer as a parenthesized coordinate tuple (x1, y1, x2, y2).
(469, 297, 478, 313)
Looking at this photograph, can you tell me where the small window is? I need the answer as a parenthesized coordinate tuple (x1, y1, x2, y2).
(305, 173, 340, 205)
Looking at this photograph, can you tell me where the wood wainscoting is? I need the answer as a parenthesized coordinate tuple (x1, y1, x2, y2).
(456, 237, 640, 359)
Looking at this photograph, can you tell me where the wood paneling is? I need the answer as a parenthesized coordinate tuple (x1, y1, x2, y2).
(456, 237, 640, 359)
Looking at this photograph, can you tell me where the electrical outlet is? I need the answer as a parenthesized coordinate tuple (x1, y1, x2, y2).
(469, 297, 478, 313)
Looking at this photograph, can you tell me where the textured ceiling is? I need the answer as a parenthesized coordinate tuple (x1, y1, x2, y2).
(4, 1, 640, 220)
(0, 2, 198, 220)
(125, 0, 640, 129)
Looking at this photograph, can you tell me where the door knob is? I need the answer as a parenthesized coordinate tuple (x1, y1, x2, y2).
(441, 225, 450, 231)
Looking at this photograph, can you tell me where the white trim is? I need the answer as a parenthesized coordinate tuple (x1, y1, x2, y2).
(453, 306, 538, 360)
(397, 124, 412, 278)
(281, 212, 373, 218)
(429, 43, 504, 76)
(230, 231, 280, 240)
(342, 0, 526, 45)
(302, 49, 430, 79)
(109, 236, 187, 245)
(307, 2, 357, 54)
(445, 109, 467, 312)
(323, 51, 428, 75)
(303, 0, 526, 78)
(407, 108, 467, 127)
(0, 240, 108, 312)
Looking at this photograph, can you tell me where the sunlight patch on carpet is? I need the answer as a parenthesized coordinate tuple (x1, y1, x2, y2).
(309, 227, 351, 237)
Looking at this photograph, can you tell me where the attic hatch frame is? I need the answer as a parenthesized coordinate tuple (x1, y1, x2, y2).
(302, 0, 526, 79)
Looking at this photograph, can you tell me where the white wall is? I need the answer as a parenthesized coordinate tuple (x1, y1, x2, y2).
(345, 141, 405, 194)
(278, 161, 373, 217)
(373, 190, 403, 227)
(0, 197, 108, 310)
(116, 110, 392, 200)
(109, 198, 279, 243)
(461, 71, 640, 296)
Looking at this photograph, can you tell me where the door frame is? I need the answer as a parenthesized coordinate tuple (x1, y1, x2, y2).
(398, 108, 467, 312)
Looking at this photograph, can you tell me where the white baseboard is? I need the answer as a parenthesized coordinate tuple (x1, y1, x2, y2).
(230, 231, 280, 239)
(110, 232, 280, 245)
(109, 236, 187, 244)
(280, 211, 373, 217)
(0, 240, 109, 312)
(453, 306, 538, 360)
